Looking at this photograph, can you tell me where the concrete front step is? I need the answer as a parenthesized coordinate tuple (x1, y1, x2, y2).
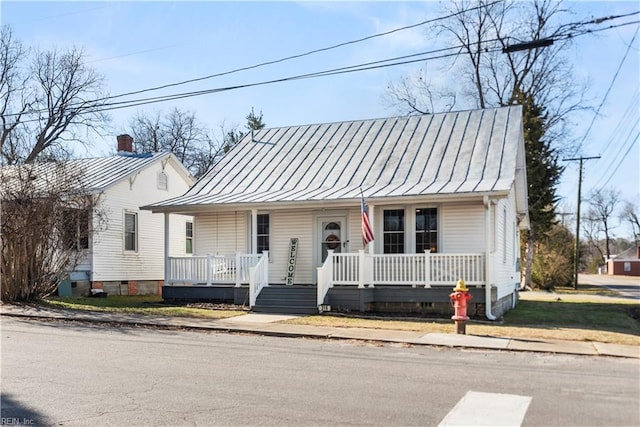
(252, 305, 318, 315)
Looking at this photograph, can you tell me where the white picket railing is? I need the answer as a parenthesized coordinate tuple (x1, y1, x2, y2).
(320, 251, 485, 290)
(249, 251, 269, 307)
(167, 253, 263, 286)
(317, 250, 334, 306)
(168, 251, 485, 308)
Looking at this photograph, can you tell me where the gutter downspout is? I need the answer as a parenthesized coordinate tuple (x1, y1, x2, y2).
(163, 212, 170, 286)
(483, 196, 497, 320)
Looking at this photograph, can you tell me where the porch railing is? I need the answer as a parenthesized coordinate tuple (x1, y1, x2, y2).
(167, 253, 262, 286)
(249, 251, 269, 307)
(320, 250, 485, 291)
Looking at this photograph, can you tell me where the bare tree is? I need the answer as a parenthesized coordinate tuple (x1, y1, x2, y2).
(384, 68, 457, 115)
(620, 199, 639, 244)
(582, 213, 606, 266)
(1, 162, 103, 302)
(129, 107, 222, 178)
(0, 26, 109, 165)
(129, 107, 266, 178)
(386, 0, 588, 288)
(584, 188, 620, 261)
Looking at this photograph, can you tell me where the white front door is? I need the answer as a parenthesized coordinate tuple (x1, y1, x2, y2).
(318, 217, 347, 265)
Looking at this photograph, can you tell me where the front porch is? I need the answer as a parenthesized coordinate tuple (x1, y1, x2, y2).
(163, 251, 488, 313)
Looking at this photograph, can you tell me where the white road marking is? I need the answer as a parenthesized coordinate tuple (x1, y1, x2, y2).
(438, 391, 532, 427)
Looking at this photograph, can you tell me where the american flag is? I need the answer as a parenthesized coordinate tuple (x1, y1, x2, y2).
(361, 193, 374, 247)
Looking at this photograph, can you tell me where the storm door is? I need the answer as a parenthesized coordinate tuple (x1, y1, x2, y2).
(319, 218, 346, 263)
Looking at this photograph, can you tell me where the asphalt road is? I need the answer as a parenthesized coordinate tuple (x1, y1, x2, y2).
(1, 317, 639, 427)
(579, 273, 640, 299)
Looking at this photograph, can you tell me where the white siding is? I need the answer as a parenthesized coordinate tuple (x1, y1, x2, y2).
(492, 187, 520, 298)
(193, 212, 248, 255)
(270, 209, 314, 284)
(441, 202, 485, 253)
(91, 160, 192, 281)
(348, 208, 365, 252)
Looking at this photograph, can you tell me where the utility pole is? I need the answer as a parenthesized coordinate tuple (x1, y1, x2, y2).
(563, 156, 600, 289)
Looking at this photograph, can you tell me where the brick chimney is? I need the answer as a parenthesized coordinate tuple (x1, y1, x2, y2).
(117, 134, 134, 153)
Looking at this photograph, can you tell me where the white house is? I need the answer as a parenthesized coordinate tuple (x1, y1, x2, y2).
(60, 135, 195, 296)
(144, 106, 529, 318)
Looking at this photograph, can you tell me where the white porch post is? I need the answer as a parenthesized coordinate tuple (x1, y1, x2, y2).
(424, 250, 431, 288)
(251, 209, 258, 255)
(368, 204, 375, 255)
(163, 213, 170, 285)
(235, 252, 241, 287)
(358, 250, 365, 288)
(484, 196, 497, 320)
(206, 253, 212, 286)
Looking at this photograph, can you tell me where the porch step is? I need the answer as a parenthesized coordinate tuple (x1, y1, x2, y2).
(252, 285, 318, 315)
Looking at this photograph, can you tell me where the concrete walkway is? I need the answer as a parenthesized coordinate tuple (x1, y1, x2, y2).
(1, 304, 638, 359)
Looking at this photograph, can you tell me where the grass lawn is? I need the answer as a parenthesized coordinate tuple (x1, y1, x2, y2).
(284, 291, 640, 346)
(42, 290, 640, 346)
(43, 295, 247, 320)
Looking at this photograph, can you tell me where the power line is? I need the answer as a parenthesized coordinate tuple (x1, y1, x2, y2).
(575, 26, 639, 154)
(591, 93, 639, 185)
(86, 0, 505, 103)
(6, 16, 639, 120)
(597, 131, 639, 189)
(16, 44, 499, 121)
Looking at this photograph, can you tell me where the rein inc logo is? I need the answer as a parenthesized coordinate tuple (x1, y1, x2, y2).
(1, 419, 35, 425)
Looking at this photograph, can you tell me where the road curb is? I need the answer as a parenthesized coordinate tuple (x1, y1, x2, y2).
(2, 310, 638, 359)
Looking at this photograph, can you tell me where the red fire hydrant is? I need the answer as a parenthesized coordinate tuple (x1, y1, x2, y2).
(450, 279, 473, 334)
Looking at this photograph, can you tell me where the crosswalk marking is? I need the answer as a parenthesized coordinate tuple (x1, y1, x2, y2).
(438, 391, 532, 427)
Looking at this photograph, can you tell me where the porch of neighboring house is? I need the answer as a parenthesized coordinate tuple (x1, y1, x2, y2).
(162, 251, 489, 315)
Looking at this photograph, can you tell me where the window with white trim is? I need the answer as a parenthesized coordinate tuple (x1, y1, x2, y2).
(383, 209, 405, 254)
(124, 212, 138, 252)
(157, 171, 168, 191)
(503, 207, 507, 263)
(185, 221, 193, 254)
(257, 213, 270, 254)
(415, 208, 438, 253)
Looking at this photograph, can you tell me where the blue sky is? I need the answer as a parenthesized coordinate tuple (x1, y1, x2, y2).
(2, 1, 639, 239)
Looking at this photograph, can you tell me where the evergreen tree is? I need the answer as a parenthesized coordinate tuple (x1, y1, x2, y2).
(223, 107, 266, 152)
(514, 90, 563, 288)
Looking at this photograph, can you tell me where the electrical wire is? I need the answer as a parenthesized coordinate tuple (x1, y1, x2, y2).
(6, 17, 639, 120)
(14, 43, 502, 121)
(590, 93, 639, 185)
(597, 131, 639, 189)
(80, 0, 506, 103)
(575, 26, 639, 154)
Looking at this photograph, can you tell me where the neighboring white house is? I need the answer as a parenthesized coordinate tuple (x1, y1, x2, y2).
(61, 135, 195, 296)
(144, 106, 529, 318)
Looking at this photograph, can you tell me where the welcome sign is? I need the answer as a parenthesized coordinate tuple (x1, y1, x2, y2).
(286, 238, 298, 286)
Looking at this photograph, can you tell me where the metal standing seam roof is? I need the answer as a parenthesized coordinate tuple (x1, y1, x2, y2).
(148, 105, 525, 210)
(1, 152, 182, 193)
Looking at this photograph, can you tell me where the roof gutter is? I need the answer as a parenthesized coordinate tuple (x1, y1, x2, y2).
(483, 195, 497, 321)
(141, 190, 511, 214)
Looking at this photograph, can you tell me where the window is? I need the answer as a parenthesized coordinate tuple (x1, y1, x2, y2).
(62, 208, 90, 250)
(415, 208, 437, 253)
(257, 213, 269, 254)
(124, 212, 137, 251)
(185, 221, 193, 254)
(503, 207, 507, 263)
(383, 209, 405, 254)
(157, 171, 168, 191)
